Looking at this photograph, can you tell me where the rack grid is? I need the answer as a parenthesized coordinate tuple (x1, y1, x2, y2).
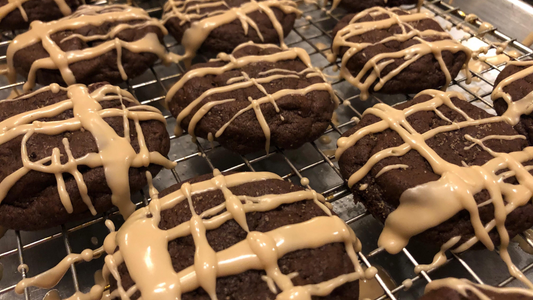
(0, 0, 533, 299)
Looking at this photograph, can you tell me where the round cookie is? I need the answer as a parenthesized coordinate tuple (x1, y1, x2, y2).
(420, 278, 533, 300)
(0, 0, 81, 31)
(7, 5, 172, 92)
(492, 60, 533, 145)
(0, 82, 174, 231)
(162, 0, 300, 62)
(337, 90, 533, 253)
(165, 42, 338, 154)
(14, 170, 369, 299)
(334, 0, 418, 14)
(330, 7, 471, 100)
(107, 170, 364, 300)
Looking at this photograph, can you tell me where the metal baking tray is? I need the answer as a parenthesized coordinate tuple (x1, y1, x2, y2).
(1, 0, 533, 299)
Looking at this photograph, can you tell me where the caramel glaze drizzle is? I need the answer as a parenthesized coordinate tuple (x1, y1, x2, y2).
(329, 7, 472, 101)
(492, 60, 533, 126)
(165, 41, 339, 153)
(0, 83, 176, 219)
(425, 278, 533, 299)
(16, 170, 375, 300)
(7, 5, 176, 92)
(0, 0, 72, 24)
(162, 0, 302, 67)
(336, 89, 533, 287)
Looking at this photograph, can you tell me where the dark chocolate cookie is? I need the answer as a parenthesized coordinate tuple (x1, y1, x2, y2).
(0, 82, 173, 231)
(0, 0, 81, 31)
(8, 5, 170, 91)
(330, 7, 470, 100)
(335, 0, 418, 14)
(337, 90, 533, 251)
(108, 171, 362, 300)
(166, 42, 338, 154)
(162, 0, 299, 58)
(493, 60, 533, 145)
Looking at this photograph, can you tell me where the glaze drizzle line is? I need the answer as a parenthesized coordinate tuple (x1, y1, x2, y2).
(492, 60, 533, 126)
(425, 278, 533, 299)
(166, 42, 338, 153)
(0, 0, 72, 23)
(7, 5, 174, 92)
(162, 0, 302, 66)
(336, 89, 533, 287)
(16, 170, 373, 300)
(329, 7, 472, 100)
(0, 83, 176, 219)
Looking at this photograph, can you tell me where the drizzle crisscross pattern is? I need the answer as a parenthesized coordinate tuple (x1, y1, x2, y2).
(1, 0, 533, 300)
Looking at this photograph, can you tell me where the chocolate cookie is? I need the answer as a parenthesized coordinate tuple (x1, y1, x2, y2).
(103, 170, 364, 300)
(7, 5, 172, 92)
(492, 60, 533, 145)
(0, 0, 80, 31)
(0, 82, 175, 231)
(330, 7, 471, 100)
(332, 0, 418, 14)
(166, 42, 338, 154)
(162, 0, 299, 63)
(420, 278, 533, 300)
(337, 90, 533, 254)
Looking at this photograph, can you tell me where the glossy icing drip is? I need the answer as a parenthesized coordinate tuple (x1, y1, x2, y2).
(523, 32, 533, 48)
(0, 0, 72, 23)
(166, 42, 338, 153)
(491, 60, 533, 125)
(425, 278, 533, 299)
(7, 5, 172, 92)
(375, 164, 408, 178)
(16, 170, 372, 300)
(329, 7, 472, 100)
(162, 0, 302, 66)
(336, 89, 533, 287)
(0, 83, 176, 219)
(416, 0, 424, 12)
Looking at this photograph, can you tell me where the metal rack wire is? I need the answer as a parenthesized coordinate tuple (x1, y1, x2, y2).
(1, 0, 533, 299)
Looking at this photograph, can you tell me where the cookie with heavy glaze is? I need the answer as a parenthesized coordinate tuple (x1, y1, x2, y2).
(338, 91, 533, 250)
(166, 42, 338, 154)
(109, 171, 363, 300)
(162, 0, 299, 58)
(330, 7, 470, 100)
(0, 82, 173, 230)
(0, 0, 80, 30)
(8, 5, 171, 91)
(16, 170, 369, 300)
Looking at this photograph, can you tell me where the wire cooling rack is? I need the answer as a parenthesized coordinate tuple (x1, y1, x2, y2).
(1, 0, 533, 299)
